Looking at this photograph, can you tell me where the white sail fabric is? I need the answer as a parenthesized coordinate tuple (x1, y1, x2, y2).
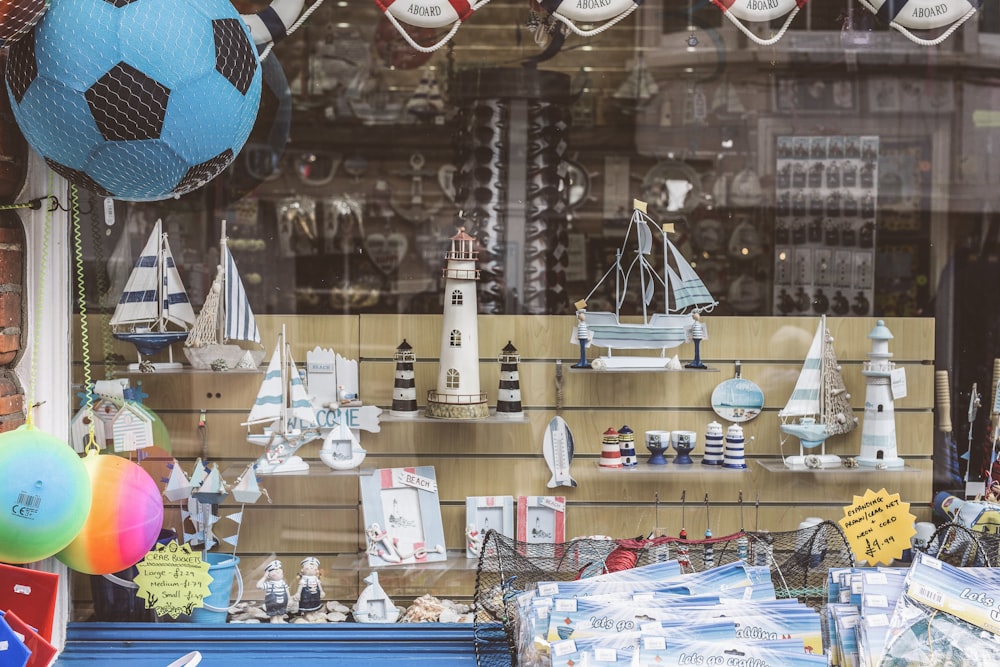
(246, 341, 283, 425)
(162, 235, 196, 329)
(287, 351, 319, 430)
(637, 217, 653, 255)
(666, 241, 716, 312)
(779, 320, 825, 418)
(110, 220, 163, 327)
(223, 246, 260, 344)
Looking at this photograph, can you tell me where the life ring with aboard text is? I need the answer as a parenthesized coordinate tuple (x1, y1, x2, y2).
(240, 0, 306, 46)
(372, 0, 492, 52)
(710, 0, 808, 46)
(857, 0, 981, 46)
(539, 0, 640, 37)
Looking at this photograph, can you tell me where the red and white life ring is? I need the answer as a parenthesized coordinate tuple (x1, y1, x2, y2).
(540, 0, 640, 37)
(711, 0, 808, 46)
(858, 0, 980, 45)
(373, 0, 491, 52)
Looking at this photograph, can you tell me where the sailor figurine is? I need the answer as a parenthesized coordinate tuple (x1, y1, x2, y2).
(466, 523, 483, 557)
(571, 300, 593, 369)
(257, 559, 290, 621)
(685, 312, 707, 369)
(295, 556, 325, 613)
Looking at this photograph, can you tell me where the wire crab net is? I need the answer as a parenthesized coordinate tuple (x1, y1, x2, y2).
(472, 521, 854, 667)
(915, 522, 1000, 567)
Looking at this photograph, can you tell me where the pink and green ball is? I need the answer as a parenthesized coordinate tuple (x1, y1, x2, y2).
(0, 425, 92, 564)
(56, 452, 164, 575)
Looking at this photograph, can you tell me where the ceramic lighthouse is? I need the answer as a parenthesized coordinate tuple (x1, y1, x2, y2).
(496, 340, 523, 418)
(390, 339, 418, 417)
(857, 319, 905, 468)
(425, 229, 490, 419)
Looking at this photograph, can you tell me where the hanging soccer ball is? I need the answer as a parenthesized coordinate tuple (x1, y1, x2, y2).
(4, 0, 262, 201)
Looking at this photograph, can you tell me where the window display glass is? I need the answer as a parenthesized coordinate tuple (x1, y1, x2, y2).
(43, 0, 995, 630)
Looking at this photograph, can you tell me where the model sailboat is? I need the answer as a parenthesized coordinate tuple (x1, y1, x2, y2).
(583, 200, 717, 370)
(110, 218, 195, 369)
(778, 315, 858, 469)
(184, 221, 265, 370)
(243, 326, 321, 474)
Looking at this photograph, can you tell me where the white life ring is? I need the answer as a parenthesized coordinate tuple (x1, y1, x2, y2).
(241, 0, 306, 46)
(712, 0, 806, 22)
(858, 0, 980, 46)
(711, 0, 807, 46)
(540, 0, 640, 37)
(375, 0, 491, 52)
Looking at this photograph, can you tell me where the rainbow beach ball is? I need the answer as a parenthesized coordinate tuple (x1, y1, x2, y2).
(0, 425, 92, 564)
(56, 451, 164, 575)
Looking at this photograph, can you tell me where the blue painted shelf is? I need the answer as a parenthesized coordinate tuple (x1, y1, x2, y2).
(56, 622, 511, 666)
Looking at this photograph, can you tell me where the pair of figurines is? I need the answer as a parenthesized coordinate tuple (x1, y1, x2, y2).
(255, 557, 325, 621)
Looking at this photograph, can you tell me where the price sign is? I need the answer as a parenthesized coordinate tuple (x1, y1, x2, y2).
(133, 541, 212, 619)
(838, 488, 916, 566)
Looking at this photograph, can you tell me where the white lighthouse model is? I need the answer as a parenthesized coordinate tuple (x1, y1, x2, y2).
(425, 228, 489, 419)
(857, 319, 905, 468)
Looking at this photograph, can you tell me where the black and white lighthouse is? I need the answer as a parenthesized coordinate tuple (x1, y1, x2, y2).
(496, 340, 523, 418)
(390, 339, 418, 417)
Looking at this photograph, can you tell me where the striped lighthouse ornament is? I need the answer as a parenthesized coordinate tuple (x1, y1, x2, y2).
(390, 339, 418, 417)
(618, 425, 637, 467)
(723, 423, 748, 469)
(702, 421, 725, 466)
(495, 341, 523, 418)
(599, 427, 622, 468)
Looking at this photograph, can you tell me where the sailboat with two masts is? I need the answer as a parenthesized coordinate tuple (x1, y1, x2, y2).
(582, 199, 718, 370)
(778, 315, 858, 469)
(243, 326, 321, 474)
(110, 218, 195, 370)
(183, 221, 265, 370)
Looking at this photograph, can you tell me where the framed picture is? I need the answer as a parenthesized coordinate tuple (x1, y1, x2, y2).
(775, 78, 858, 114)
(360, 467, 446, 567)
(517, 495, 565, 544)
(465, 496, 514, 559)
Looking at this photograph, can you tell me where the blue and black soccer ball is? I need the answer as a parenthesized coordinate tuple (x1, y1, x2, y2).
(5, 0, 262, 201)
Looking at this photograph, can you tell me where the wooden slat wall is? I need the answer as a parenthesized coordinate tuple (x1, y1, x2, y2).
(71, 314, 934, 612)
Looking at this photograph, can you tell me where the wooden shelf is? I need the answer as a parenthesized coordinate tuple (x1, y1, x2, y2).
(593, 460, 750, 473)
(756, 460, 923, 473)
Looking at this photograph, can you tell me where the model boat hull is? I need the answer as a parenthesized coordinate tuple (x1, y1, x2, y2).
(113, 331, 190, 357)
(184, 344, 265, 370)
(586, 312, 693, 351)
(780, 420, 830, 449)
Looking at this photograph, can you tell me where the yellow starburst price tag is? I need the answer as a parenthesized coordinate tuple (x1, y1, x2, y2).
(134, 540, 213, 619)
(838, 488, 916, 566)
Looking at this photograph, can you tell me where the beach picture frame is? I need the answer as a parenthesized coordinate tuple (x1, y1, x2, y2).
(517, 496, 566, 544)
(465, 496, 514, 558)
(360, 467, 446, 567)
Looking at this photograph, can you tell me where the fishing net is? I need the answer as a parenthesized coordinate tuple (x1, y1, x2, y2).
(914, 521, 1000, 567)
(472, 521, 854, 667)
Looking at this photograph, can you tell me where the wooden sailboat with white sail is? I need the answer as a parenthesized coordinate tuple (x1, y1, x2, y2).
(243, 326, 321, 474)
(110, 219, 195, 369)
(583, 199, 718, 370)
(778, 315, 858, 469)
(184, 221, 265, 370)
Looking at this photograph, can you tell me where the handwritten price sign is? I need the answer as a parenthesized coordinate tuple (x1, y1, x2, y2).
(838, 488, 916, 566)
(134, 541, 212, 619)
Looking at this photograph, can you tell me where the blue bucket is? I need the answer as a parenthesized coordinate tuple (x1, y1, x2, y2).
(190, 553, 241, 624)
